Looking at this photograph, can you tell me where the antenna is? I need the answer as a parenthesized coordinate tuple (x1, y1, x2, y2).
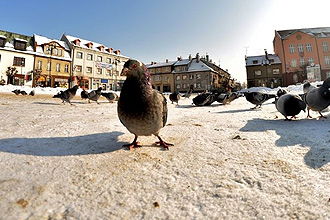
(244, 46, 249, 56)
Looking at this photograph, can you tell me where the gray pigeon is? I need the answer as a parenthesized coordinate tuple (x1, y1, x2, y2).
(117, 59, 173, 150)
(182, 85, 194, 98)
(87, 87, 102, 104)
(52, 85, 79, 105)
(244, 91, 276, 109)
(169, 90, 180, 105)
(305, 77, 330, 118)
(101, 92, 119, 103)
(275, 94, 306, 120)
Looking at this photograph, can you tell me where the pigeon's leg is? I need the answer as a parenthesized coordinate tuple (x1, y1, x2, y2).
(318, 111, 327, 119)
(155, 136, 173, 150)
(122, 135, 142, 150)
(97, 100, 100, 105)
(307, 108, 312, 118)
(290, 116, 297, 120)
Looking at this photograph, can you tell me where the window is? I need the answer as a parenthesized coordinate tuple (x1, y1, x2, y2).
(175, 67, 181, 72)
(273, 69, 280, 74)
(0, 38, 5, 47)
(252, 60, 258, 64)
(189, 74, 194, 79)
(289, 44, 295, 53)
(299, 58, 305, 66)
(176, 75, 181, 80)
(87, 67, 92, 73)
(291, 59, 297, 68)
(47, 62, 51, 71)
(181, 66, 187, 71)
(176, 84, 181, 89)
(165, 67, 169, 71)
(157, 68, 161, 73)
(97, 56, 102, 62)
(14, 41, 26, 50)
(155, 75, 161, 81)
(293, 74, 298, 83)
(37, 61, 42, 70)
(56, 63, 60, 72)
(77, 52, 83, 59)
(106, 69, 112, 75)
(326, 71, 330, 78)
(254, 70, 261, 76)
(322, 42, 328, 51)
(182, 75, 187, 80)
(164, 76, 169, 81)
(297, 44, 304, 52)
(325, 56, 330, 66)
(183, 84, 187, 89)
(149, 69, 154, 73)
(106, 58, 111, 64)
(308, 58, 314, 65)
(65, 65, 69, 73)
(76, 65, 82, 72)
(13, 57, 25, 66)
(53, 49, 58, 55)
(196, 74, 201, 79)
(58, 49, 62, 56)
(306, 43, 312, 52)
(97, 68, 102, 74)
(196, 83, 201, 88)
(87, 54, 93, 60)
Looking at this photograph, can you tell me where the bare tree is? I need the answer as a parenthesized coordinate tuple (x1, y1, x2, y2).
(6, 67, 18, 85)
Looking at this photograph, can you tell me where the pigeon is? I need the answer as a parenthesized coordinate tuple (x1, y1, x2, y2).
(12, 89, 20, 95)
(275, 93, 306, 120)
(182, 85, 194, 98)
(215, 92, 241, 105)
(87, 87, 102, 104)
(303, 81, 316, 94)
(169, 90, 180, 105)
(52, 85, 79, 105)
(81, 89, 88, 100)
(101, 92, 119, 103)
(304, 77, 330, 118)
(117, 59, 173, 150)
(244, 92, 276, 109)
(193, 92, 215, 106)
(273, 88, 288, 103)
(20, 90, 27, 95)
(29, 90, 35, 96)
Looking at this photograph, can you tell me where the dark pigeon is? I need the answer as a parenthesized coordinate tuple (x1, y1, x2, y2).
(193, 92, 215, 106)
(304, 77, 330, 118)
(12, 89, 20, 95)
(81, 89, 88, 100)
(101, 92, 119, 103)
(244, 91, 276, 109)
(87, 87, 102, 104)
(117, 59, 173, 150)
(169, 90, 180, 105)
(275, 94, 306, 120)
(29, 90, 35, 96)
(52, 85, 79, 105)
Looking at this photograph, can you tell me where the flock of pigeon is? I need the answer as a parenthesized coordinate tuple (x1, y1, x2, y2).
(10, 59, 330, 150)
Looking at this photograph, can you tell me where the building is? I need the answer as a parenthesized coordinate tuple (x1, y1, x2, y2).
(0, 30, 35, 85)
(33, 34, 71, 88)
(147, 53, 233, 93)
(274, 27, 330, 86)
(61, 34, 129, 90)
(245, 50, 282, 88)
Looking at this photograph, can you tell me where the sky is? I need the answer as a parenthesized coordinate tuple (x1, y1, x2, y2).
(1, 0, 330, 83)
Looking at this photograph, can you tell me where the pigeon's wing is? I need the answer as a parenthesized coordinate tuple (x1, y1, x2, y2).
(88, 90, 96, 99)
(61, 91, 71, 100)
(158, 91, 168, 127)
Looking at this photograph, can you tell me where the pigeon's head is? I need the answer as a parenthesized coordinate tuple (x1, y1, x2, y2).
(323, 76, 330, 88)
(122, 59, 151, 85)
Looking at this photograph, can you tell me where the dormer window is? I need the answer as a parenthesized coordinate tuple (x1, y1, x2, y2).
(252, 60, 258, 64)
(14, 39, 27, 51)
(0, 36, 6, 47)
(87, 42, 93, 49)
(114, 50, 121, 55)
(74, 39, 81, 46)
(98, 45, 104, 52)
(107, 48, 113, 53)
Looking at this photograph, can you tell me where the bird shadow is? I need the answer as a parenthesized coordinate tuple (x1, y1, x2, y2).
(0, 132, 125, 156)
(239, 117, 330, 168)
(176, 103, 222, 109)
(214, 108, 255, 114)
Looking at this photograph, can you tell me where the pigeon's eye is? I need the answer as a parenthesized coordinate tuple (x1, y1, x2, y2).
(132, 64, 137, 69)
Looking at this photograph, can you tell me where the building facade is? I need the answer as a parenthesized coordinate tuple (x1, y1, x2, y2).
(0, 30, 35, 85)
(61, 34, 129, 90)
(147, 53, 233, 93)
(34, 34, 71, 88)
(274, 27, 330, 86)
(245, 51, 282, 88)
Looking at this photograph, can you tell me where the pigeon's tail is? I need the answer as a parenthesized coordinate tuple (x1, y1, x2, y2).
(53, 93, 61, 98)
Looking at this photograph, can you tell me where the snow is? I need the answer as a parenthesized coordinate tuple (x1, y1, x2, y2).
(0, 83, 329, 219)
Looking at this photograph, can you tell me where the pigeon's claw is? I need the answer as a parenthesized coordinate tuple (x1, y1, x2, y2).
(156, 136, 173, 150)
(123, 136, 141, 150)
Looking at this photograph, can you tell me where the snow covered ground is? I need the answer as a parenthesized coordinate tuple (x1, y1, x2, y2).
(0, 84, 329, 219)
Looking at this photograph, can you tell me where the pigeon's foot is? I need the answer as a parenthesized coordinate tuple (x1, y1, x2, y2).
(123, 136, 142, 150)
(318, 112, 327, 119)
(156, 136, 173, 150)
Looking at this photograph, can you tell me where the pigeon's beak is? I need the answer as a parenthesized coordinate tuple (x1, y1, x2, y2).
(121, 67, 129, 76)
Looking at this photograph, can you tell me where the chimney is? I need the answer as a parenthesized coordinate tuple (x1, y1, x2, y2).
(166, 59, 168, 63)
(264, 49, 269, 60)
(177, 56, 182, 61)
(196, 53, 200, 62)
(189, 54, 192, 61)
(206, 54, 209, 62)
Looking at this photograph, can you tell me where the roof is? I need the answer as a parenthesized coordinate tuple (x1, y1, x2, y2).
(245, 54, 281, 66)
(62, 34, 129, 58)
(188, 59, 214, 72)
(146, 61, 177, 68)
(34, 34, 70, 50)
(276, 27, 330, 39)
(34, 34, 71, 61)
(174, 58, 190, 66)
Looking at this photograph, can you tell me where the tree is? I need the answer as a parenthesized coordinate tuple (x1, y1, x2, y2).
(29, 69, 42, 87)
(6, 66, 18, 85)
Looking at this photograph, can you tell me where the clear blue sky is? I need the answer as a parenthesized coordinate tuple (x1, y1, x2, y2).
(2, 0, 330, 83)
